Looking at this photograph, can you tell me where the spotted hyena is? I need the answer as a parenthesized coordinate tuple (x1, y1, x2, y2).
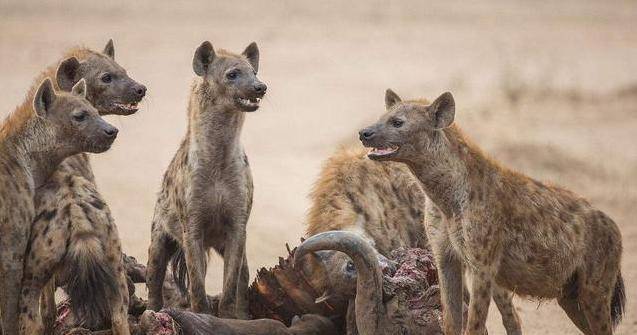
(302, 144, 521, 334)
(359, 89, 625, 335)
(19, 40, 146, 335)
(146, 41, 266, 319)
(0, 77, 117, 335)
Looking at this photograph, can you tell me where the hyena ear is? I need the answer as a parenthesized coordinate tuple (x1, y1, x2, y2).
(71, 78, 87, 98)
(242, 42, 259, 73)
(103, 39, 115, 59)
(56, 57, 81, 91)
(385, 88, 402, 110)
(193, 41, 216, 77)
(428, 92, 455, 129)
(33, 78, 57, 117)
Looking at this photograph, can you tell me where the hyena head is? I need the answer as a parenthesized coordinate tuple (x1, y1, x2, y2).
(359, 89, 455, 163)
(55, 39, 146, 116)
(191, 41, 267, 112)
(33, 77, 118, 154)
(300, 248, 394, 304)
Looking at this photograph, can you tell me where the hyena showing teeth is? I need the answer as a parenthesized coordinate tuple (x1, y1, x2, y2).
(146, 41, 266, 319)
(19, 40, 145, 335)
(0, 76, 117, 335)
(360, 89, 625, 335)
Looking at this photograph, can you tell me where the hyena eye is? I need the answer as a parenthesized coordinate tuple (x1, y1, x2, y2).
(101, 73, 112, 83)
(391, 118, 404, 128)
(73, 111, 88, 122)
(345, 261, 355, 273)
(226, 70, 239, 80)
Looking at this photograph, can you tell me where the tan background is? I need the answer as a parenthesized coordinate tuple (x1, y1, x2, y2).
(1, 1, 636, 333)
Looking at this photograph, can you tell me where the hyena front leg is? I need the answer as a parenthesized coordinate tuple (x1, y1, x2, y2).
(464, 266, 494, 335)
(492, 285, 522, 335)
(426, 206, 464, 335)
(219, 220, 249, 319)
(0, 240, 26, 335)
(146, 215, 177, 311)
(183, 218, 211, 314)
(105, 231, 130, 335)
(19, 212, 68, 335)
(40, 279, 57, 335)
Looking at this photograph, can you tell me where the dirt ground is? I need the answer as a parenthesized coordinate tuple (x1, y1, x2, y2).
(1, 1, 636, 333)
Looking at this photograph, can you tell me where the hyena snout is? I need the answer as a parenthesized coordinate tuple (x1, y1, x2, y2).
(132, 83, 147, 99)
(90, 120, 119, 152)
(253, 81, 267, 97)
(359, 127, 376, 141)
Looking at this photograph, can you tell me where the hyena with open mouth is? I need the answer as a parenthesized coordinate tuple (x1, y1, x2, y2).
(146, 41, 266, 319)
(19, 40, 146, 335)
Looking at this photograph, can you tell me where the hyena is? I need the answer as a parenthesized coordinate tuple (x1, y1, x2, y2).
(0, 77, 117, 335)
(302, 144, 521, 334)
(146, 41, 266, 318)
(19, 40, 146, 335)
(301, 145, 428, 305)
(359, 90, 625, 335)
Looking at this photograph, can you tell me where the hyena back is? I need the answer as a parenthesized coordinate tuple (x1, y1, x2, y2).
(1, 77, 117, 335)
(360, 90, 625, 335)
(19, 40, 145, 335)
(146, 41, 266, 319)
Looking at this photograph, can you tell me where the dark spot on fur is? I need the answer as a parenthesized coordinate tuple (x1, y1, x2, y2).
(34, 208, 57, 222)
(89, 199, 105, 210)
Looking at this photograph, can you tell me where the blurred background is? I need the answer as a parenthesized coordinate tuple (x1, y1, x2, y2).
(1, 1, 635, 333)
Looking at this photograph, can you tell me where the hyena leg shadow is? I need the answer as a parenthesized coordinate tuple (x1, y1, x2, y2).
(19, 212, 69, 335)
(146, 218, 177, 311)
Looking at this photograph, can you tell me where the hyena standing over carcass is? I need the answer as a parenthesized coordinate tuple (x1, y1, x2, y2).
(0, 77, 118, 335)
(146, 41, 267, 319)
(302, 140, 521, 334)
(18, 40, 146, 335)
(359, 90, 625, 335)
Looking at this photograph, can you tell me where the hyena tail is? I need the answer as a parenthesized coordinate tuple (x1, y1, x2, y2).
(170, 245, 189, 296)
(611, 271, 626, 328)
(65, 235, 118, 330)
(169, 243, 209, 297)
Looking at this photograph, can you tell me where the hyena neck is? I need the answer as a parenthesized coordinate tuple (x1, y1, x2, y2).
(187, 81, 246, 172)
(407, 126, 495, 218)
(3, 116, 73, 188)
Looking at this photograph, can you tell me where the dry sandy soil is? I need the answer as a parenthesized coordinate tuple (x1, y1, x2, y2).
(1, 1, 636, 333)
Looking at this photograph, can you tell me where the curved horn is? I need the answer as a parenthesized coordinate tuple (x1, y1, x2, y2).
(294, 231, 385, 335)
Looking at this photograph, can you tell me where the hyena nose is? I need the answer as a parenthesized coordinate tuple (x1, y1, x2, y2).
(359, 129, 375, 141)
(104, 126, 119, 138)
(134, 84, 147, 98)
(254, 82, 267, 95)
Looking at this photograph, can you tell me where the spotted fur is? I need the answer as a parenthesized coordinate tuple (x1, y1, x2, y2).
(1, 75, 116, 335)
(19, 40, 145, 335)
(146, 41, 266, 319)
(360, 90, 625, 335)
